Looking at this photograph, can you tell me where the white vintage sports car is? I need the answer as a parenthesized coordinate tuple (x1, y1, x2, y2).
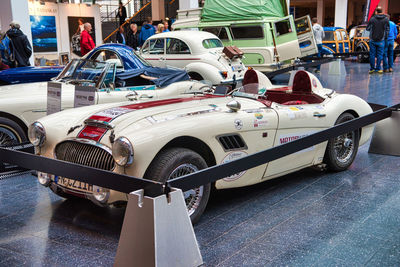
(0, 58, 197, 146)
(140, 31, 246, 84)
(31, 70, 374, 223)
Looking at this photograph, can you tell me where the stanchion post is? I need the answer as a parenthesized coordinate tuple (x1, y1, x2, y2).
(369, 109, 400, 156)
(114, 188, 203, 267)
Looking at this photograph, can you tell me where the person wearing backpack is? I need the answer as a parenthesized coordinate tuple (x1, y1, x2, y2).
(6, 21, 32, 67)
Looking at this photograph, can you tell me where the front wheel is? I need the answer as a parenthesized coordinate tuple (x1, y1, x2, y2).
(144, 148, 211, 224)
(324, 112, 359, 171)
(0, 117, 27, 146)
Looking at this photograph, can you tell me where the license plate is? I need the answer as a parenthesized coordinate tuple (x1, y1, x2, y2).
(232, 64, 244, 72)
(56, 176, 93, 193)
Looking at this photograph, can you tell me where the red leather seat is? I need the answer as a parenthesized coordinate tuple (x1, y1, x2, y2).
(292, 70, 312, 94)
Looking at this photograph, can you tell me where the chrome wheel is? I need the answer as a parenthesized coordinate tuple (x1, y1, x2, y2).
(333, 133, 355, 163)
(0, 125, 21, 146)
(169, 163, 204, 217)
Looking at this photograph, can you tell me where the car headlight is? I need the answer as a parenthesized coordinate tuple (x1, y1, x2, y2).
(28, 122, 46, 146)
(112, 136, 134, 166)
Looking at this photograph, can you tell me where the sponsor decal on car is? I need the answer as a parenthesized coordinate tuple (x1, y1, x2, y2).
(234, 119, 243, 130)
(279, 132, 315, 152)
(222, 151, 248, 181)
(312, 78, 318, 88)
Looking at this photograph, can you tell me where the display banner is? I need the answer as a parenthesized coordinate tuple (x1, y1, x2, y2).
(362, 0, 381, 23)
(47, 82, 62, 115)
(74, 86, 96, 108)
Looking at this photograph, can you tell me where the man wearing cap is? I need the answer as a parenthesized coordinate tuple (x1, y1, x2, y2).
(6, 21, 32, 67)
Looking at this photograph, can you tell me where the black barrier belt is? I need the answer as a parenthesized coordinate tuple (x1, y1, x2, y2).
(264, 58, 333, 78)
(0, 148, 164, 197)
(168, 104, 399, 191)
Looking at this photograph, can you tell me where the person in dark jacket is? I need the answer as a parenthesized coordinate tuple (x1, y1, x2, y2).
(366, 7, 389, 74)
(116, 25, 126, 44)
(6, 21, 32, 67)
(139, 18, 155, 46)
(116, 1, 127, 26)
(126, 23, 139, 50)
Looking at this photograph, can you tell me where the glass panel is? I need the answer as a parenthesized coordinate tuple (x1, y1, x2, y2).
(202, 27, 229, 40)
(202, 39, 223, 49)
(231, 26, 263, 39)
(323, 31, 334, 41)
(274, 19, 292, 36)
(166, 38, 191, 54)
(149, 39, 165, 54)
(295, 17, 310, 33)
(335, 31, 342, 41)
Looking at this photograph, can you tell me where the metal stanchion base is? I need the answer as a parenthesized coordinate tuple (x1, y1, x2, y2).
(369, 110, 400, 156)
(114, 188, 203, 267)
(328, 59, 346, 76)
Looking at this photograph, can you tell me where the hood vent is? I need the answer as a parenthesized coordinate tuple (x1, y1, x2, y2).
(218, 134, 247, 151)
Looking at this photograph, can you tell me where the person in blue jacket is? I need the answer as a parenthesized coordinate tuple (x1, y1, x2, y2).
(383, 14, 398, 72)
(139, 17, 155, 46)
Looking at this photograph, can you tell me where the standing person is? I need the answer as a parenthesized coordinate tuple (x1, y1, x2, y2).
(6, 21, 32, 67)
(139, 17, 156, 46)
(163, 19, 170, 32)
(312, 17, 325, 73)
(383, 15, 398, 72)
(116, 25, 126, 44)
(80, 23, 95, 56)
(156, 23, 164, 34)
(116, 1, 127, 26)
(126, 23, 139, 50)
(367, 6, 389, 74)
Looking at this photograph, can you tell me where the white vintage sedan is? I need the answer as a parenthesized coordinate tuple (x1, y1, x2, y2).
(140, 31, 246, 84)
(0, 57, 198, 146)
(31, 70, 374, 223)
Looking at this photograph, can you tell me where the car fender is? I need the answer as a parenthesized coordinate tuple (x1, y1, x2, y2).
(185, 62, 224, 84)
(324, 93, 374, 146)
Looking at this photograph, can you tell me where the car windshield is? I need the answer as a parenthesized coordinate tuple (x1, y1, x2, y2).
(202, 39, 224, 49)
(55, 59, 113, 88)
(232, 83, 265, 99)
(323, 31, 334, 41)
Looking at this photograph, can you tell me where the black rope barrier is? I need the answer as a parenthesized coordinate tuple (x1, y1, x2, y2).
(168, 104, 399, 191)
(0, 147, 164, 197)
(0, 103, 398, 197)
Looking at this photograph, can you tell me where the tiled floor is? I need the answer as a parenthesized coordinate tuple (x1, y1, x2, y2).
(1, 60, 400, 266)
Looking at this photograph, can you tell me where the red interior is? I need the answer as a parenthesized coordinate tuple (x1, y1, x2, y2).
(257, 71, 324, 106)
(242, 69, 258, 86)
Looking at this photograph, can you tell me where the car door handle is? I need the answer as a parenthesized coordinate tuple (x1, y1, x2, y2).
(125, 92, 138, 100)
(139, 94, 153, 99)
(313, 112, 326, 118)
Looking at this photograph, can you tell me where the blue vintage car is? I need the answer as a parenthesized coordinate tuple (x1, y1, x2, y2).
(322, 27, 350, 54)
(0, 65, 63, 85)
(0, 44, 187, 86)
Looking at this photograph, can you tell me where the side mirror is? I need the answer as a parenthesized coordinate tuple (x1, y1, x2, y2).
(226, 100, 241, 112)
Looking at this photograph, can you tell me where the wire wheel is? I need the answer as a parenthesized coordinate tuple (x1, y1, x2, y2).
(0, 124, 22, 146)
(169, 163, 204, 217)
(333, 132, 355, 164)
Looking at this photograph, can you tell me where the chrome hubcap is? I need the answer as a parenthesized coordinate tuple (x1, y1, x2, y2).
(0, 127, 19, 146)
(168, 163, 203, 217)
(333, 132, 355, 163)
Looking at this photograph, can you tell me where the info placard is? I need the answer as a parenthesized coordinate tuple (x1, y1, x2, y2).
(74, 85, 96, 108)
(47, 82, 62, 115)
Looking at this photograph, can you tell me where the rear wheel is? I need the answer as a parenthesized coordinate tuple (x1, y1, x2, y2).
(324, 112, 359, 171)
(356, 46, 369, 63)
(145, 148, 211, 224)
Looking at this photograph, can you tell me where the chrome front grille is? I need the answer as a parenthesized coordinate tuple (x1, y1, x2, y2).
(54, 140, 115, 171)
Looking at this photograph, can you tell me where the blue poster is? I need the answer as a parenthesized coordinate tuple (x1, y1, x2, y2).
(30, 15, 57, 52)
